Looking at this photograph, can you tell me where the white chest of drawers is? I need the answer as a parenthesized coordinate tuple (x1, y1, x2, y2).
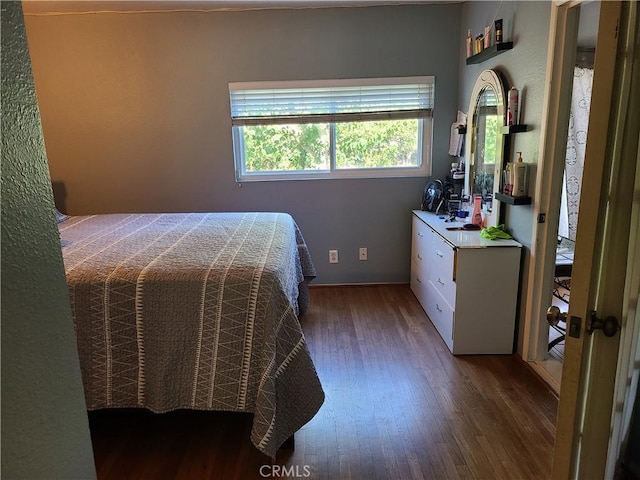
(411, 210, 522, 354)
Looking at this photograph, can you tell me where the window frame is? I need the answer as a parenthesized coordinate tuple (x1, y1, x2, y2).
(229, 76, 434, 182)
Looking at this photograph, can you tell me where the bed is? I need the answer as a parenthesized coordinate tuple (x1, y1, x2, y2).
(57, 211, 324, 458)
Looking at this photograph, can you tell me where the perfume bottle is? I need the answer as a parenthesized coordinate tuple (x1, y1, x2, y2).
(466, 30, 473, 58)
(472, 195, 483, 226)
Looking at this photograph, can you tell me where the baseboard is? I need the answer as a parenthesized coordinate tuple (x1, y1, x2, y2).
(515, 355, 561, 398)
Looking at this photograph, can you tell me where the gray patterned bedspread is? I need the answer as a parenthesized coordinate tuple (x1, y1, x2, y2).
(58, 211, 324, 457)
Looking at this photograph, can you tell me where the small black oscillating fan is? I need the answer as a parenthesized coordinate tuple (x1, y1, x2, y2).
(421, 179, 444, 213)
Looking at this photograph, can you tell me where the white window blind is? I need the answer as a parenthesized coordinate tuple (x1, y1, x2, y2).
(229, 76, 435, 126)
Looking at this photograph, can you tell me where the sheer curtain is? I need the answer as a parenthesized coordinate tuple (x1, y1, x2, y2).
(558, 66, 594, 241)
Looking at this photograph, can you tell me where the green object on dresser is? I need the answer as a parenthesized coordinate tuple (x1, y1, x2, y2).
(480, 224, 513, 240)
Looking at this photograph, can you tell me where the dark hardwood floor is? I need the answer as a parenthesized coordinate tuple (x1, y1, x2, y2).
(90, 285, 558, 479)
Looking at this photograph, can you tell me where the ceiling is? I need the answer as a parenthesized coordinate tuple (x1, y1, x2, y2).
(22, 0, 459, 15)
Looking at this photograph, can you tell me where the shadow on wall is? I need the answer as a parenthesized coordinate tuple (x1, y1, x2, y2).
(52, 181, 67, 213)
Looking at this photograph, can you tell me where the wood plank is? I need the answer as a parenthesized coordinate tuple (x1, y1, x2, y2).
(90, 285, 557, 479)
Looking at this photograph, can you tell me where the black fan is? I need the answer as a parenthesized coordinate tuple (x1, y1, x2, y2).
(422, 180, 444, 213)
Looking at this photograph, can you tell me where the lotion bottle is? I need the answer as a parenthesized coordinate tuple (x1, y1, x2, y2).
(512, 152, 528, 197)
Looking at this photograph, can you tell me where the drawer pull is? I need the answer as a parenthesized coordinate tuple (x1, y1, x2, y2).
(436, 250, 444, 258)
(418, 232, 424, 237)
(435, 303, 442, 313)
(437, 278, 445, 286)
(416, 277, 422, 283)
(417, 254, 423, 261)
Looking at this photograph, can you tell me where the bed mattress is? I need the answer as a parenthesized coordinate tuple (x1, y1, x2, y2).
(59, 211, 324, 457)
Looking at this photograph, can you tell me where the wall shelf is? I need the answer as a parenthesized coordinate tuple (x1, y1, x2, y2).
(497, 124, 531, 207)
(495, 192, 532, 205)
(466, 42, 514, 65)
(446, 175, 465, 185)
(502, 124, 529, 134)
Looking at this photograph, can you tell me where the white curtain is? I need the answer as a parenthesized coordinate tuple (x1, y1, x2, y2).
(559, 66, 594, 241)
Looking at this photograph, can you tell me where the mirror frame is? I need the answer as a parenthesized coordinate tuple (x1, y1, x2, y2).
(464, 69, 507, 227)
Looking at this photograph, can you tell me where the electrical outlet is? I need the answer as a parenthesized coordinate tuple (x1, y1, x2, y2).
(359, 247, 368, 261)
(329, 250, 339, 264)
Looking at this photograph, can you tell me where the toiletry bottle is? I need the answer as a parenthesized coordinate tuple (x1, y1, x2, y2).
(460, 195, 470, 219)
(503, 162, 513, 195)
(475, 35, 483, 55)
(466, 30, 473, 58)
(495, 19, 503, 43)
(512, 152, 528, 197)
(507, 87, 519, 126)
(484, 25, 491, 48)
(472, 195, 483, 226)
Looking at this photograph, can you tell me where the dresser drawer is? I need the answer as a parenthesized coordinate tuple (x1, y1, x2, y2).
(429, 265, 456, 310)
(425, 281, 454, 352)
(410, 265, 429, 310)
(428, 231, 456, 280)
(412, 216, 432, 269)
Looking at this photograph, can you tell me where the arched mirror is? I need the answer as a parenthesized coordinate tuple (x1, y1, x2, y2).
(464, 69, 506, 227)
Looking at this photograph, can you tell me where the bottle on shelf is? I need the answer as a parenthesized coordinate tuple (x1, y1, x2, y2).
(512, 152, 528, 197)
(475, 35, 484, 55)
(503, 163, 513, 196)
(507, 87, 519, 126)
(484, 25, 491, 48)
(495, 19, 503, 43)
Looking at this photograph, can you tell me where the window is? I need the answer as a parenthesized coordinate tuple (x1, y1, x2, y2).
(229, 76, 434, 181)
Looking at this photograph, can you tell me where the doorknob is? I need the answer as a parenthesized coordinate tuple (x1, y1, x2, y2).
(547, 306, 582, 338)
(546, 305, 567, 326)
(588, 311, 620, 337)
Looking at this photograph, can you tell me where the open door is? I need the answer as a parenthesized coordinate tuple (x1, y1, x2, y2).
(542, 1, 601, 388)
(535, 1, 640, 478)
(521, 0, 610, 393)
